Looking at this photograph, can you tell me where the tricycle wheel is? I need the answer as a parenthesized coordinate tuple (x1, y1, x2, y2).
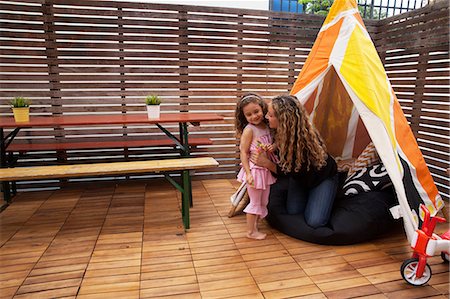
(441, 252, 449, 262)
(400, 258, 432, 286)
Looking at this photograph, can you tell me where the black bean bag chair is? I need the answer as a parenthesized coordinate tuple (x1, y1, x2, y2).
(266, 164, 400, 245)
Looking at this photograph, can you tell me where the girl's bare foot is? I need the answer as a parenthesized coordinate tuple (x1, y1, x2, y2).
(246, 231, 266, 240)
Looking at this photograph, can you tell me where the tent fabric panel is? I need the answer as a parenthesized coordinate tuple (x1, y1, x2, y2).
(353, 12, 365, 28)
(393, 98, 443, 211)
(340, 25, 395, 152)
(323, 0, 358, 26)
(303, 87, 318, 114)
(352, 118, 371, 157)
(290, 19, 344, 96)
(312, 68, 354, 158)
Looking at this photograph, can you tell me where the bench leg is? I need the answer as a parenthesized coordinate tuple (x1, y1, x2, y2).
(0, 129, 11, 203)
(1, 181, 11, 203)
(181, 170, 191, 230)
(186, 178, 194, 209)
(164, 172, 191, 230)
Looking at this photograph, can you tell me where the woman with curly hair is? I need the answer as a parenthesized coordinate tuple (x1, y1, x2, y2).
(251, 94, 338, 228)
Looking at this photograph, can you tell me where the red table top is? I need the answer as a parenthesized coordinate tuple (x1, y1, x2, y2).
(0, 113, 223, 128)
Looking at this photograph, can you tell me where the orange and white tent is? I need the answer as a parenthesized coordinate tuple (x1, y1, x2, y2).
(290, 0, 444, 240)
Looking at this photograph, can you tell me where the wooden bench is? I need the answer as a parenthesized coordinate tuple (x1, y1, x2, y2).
(0, 157, 219, 229)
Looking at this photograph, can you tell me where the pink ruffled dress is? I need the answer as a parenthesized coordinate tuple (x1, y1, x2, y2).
(237, 124, 277, 217)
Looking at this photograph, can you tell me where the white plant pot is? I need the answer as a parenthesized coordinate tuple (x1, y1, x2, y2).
(146, 105, 160, 119)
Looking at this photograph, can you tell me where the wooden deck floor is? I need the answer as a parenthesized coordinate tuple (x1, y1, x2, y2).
(1, 179, 448, 298)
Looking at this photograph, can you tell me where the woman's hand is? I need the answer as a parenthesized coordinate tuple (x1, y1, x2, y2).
(266, 143, 276, 152)
(251, 150, 268, 167)
(251, 150, 278, 173)
(250, 151, 268, 167)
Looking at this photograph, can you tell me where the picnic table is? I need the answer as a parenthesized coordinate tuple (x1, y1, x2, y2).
(0, 113, 224, 229)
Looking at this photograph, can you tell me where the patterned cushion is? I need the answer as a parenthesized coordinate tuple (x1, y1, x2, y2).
(336, 158, 355, 172)
(347, 142, 380, 177)
(342, 163, 392, 197)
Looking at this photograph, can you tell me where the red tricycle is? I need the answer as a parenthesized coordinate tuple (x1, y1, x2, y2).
(400, 204, 450, 286)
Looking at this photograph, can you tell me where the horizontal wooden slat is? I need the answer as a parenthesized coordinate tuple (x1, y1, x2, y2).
(7, 138, 213, 152)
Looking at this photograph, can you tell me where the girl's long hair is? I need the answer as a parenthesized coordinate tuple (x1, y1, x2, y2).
(271, 95, 327, 172)
(235, 93, 268, 136)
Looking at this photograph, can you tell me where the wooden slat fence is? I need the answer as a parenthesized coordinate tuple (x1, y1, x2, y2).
(0, 0, 448, 199)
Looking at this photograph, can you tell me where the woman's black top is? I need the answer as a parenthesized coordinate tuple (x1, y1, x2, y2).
(275, 154, 337, 189)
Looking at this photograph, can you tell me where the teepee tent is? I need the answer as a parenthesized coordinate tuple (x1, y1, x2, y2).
(290, 0, 444, 241)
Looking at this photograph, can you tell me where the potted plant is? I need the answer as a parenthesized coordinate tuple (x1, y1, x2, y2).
(145, 95, 161, 119)
(10, 96, 31, 122)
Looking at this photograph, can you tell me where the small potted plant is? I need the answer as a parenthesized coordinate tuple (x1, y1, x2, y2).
(145, 95, 161, 119)
(10, 96, 31, 122)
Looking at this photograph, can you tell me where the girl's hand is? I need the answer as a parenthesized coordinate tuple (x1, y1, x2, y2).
(246, 173, 254, 186)
(256, 140, 265, 152)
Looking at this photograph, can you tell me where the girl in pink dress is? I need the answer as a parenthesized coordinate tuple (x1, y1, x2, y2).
(235, 93, 277, 240)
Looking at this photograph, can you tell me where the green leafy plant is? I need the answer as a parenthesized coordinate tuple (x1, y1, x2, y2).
(298, 0, 332, 16)
(10, 96, 31, 108)
(145, 95, 161, 105)
(298, 0, 387, 19)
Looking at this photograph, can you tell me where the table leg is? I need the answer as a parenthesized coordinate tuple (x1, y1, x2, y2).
(8, 152, 17, 195)
(180, 122, 193, 207)
(179, 122, 190, 157)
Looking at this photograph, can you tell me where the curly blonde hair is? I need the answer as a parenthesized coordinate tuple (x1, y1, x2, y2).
(235, 93, 268, 135)
(271, 95, 328, 173)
